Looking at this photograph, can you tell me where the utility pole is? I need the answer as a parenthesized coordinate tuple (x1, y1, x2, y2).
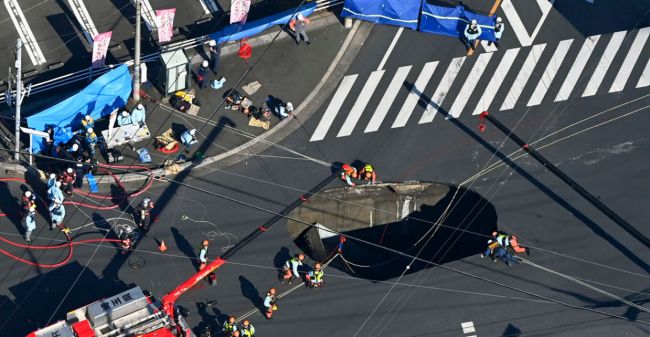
(133, 0, 141, 102)
(14, 38, 23, 161)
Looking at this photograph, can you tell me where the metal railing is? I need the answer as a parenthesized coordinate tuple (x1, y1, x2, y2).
(0, 0, 344, 106)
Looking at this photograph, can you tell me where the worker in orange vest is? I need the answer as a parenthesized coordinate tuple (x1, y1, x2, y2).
(492, 231, 530, 255)
(340, 164, 358, 187)
(264, 288, 277, 320)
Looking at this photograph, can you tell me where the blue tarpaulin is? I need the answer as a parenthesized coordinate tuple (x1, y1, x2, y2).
(210, 3, 316, 44)
(27, 65, 132, 153)
(341, 0, 420, 30)
(419, 3, 497, 41)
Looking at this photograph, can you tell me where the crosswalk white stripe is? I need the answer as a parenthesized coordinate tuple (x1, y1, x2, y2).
(610, 27, 650, 92)
(337, 70, 385, 137)
(449, 53, 493, 118)
(310, 74, 358, 142)
(582, 31, 626, 97)
(527, 39, 573, 106)
(418, 57, 466, 124)
(364, 66, 412, 133)
(555, 35, 601, 102)
(473, 48, 520, 115)
(500, 43, 547, 110)
(636, 58, 650, 88)
(392, 62, 438, 128)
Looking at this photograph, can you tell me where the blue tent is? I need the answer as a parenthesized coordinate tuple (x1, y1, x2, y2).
(27, 65, 132, 153)
(210, 3, 316, 44)
(341, 0, 420, 30)
(419, 3, 497, 41)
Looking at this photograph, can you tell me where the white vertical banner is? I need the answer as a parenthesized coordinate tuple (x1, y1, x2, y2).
(91, 31, 112, 68)
(230, 0, 251, 24)
(156, 8, 176, 43)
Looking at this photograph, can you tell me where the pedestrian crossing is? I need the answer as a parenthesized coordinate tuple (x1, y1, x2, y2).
(310, 28, 650, 142)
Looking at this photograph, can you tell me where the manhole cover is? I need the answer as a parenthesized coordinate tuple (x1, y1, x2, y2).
(128, 256, 146, 270)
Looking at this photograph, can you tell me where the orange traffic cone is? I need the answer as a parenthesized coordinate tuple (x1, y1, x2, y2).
(158, 240, 167, 252)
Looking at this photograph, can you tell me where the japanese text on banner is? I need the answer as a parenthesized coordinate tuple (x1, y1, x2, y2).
(156, 8, 176, 43)
(230, 0, 251, 24)
(91, 31, 112, 68)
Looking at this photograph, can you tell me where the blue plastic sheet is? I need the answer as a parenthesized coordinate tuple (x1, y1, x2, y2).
(210, 3, 316, 44)
(419, 3, 497, 41)
(27, 65, 132, 153)
(341, 0, 420, 30)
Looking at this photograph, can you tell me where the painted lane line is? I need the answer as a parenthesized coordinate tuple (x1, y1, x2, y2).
(501, 0, 554, 47)
(337, 70, 384, 137)
(473, 48, 520, 114)
(310, 75, 358, 142)
(364, 66, 412, 133)
(377, 27, 404, 71)
(500, 43, 547, 110)
(418, 57, 466, 124)
(461, 321, 476, 334)
(449, 53, 493, 118)
(610, 27, 650, 93)
(392, 62, 438, 128)
(555, 35, 600, 102)
(527, 39, 573, 106)
(636, 57, 650, 88)
(582, 31, 626, 97)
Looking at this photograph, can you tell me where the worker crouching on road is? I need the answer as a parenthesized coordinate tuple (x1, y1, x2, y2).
(222, 316, 237, 336)
(358, 163, 377, 185)
(119, 224, 138, 255)
(198, 240, 209, 270)
(264, 288, 278, 320)
(482, 239, 519, 266)
(135, 197, 154, 233)
(48, 200, 65, 230)
(282, 253, 304, 284)
(340, 164, 358, 187)
(61, 167, 76, 196)
(492, 230, 530, 256)
(239, 319, 255, 337)
(307, 262, 324, 288)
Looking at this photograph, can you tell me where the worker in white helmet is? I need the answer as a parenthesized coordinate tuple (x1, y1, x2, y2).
(131, 103, 146, 125)
(21, 191, 36, 220)
(47, 173, 58, 189)
(81, 114, 94, 131)
(290, 13, 311, 45)
(85, 127, 98, 158)
(463, 19, 482, 51)
(489, 16, 505, 48)
(61, 167, 76, 196)
(117, 109, 133, 126)
(180, 128, 198, 149)
(198, 60, 210, 89)
(24, 201, 37, 242)
(135, 197, 155, 232)
(208, 39, 221, 74)
(48, 181, 64, 204)
(49, 199, 65, 230)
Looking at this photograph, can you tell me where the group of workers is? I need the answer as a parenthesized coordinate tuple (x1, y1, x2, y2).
(222, 316, 256, 337)
(463, 16, 505, 51)
(482, 230, 530, 266)
(224, 90, 294, 122)
(340, 163, 377, 187)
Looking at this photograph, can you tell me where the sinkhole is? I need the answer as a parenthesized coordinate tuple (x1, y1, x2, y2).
(287, 182, 497, 281)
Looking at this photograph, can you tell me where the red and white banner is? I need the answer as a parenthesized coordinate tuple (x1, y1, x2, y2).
(230, 0, 251, 24)
(156, 8, 176, 43)
(91, 31, 112, 68)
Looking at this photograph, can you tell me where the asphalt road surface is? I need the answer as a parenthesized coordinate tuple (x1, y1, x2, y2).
(1, 1, 650, 336)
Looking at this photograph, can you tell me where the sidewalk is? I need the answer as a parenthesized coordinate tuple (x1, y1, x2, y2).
(30, 12, 348, 180)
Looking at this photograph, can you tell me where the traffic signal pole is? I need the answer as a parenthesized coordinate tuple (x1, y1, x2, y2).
(14, 39, 23, 161)
(478, 111, 650, 249)
(132, 0, 141, 102)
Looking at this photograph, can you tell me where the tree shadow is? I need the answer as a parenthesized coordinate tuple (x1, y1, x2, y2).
(405, 81, 650, 274)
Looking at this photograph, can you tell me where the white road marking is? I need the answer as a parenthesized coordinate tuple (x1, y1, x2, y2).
(582, 31, 626, 97)
(555, 35, 600, 101)
(377, 27, 404, 71)
(392, 61, 438, 128)
(67, 0, 99, 45)
(419, 57, 466, 124)
(337, 70, 384, 137)
(610, 27, 650, 92)
(473, 48, 520, 114)
(636, 57, 650, 88)
(310, 75, 358, 142)
(527, 39, 573, 106)
(461, 321, 476, 334)
(364, 66, 412, 133)
(4, 0, 46, 66)
(449, 53, 493, 118)
(501, 0, 555, 47)
(500, 43, 547, 110)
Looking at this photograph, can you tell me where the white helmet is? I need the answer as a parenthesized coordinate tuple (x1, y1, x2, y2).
(87, 128, 93, 134)
(67, 167, 73, 174)
(55, 181, 62, 187)
(297, 14, 305, 21)
(143, 197, 151, 205)
(137, 103, 144, 110)
(471, 19, 477, 26)
(124, 225, 133, 233)
(49, 173, 56, 180)
(71, 143, 79, 152)
(202, 60, 209, 67)
(208, 40, 217, 47)
(85, 115, 92, 121)
(189, 129, 196, 136)
(496, 17, 502, 23)
(286, 102, 294, 112)
(122, 110, 129, 117)
(24, 191, 32, 197)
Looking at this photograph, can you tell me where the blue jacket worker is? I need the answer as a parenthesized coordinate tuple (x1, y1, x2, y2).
(48, 181, 65, 203)
(463, 19, 482, 50)
(47, 173, 57, 189)
(180, 129, 197, 147)
(117, 110, 133, 126)
(131, 104, 146, 124)
(81, 114, 94, 131)
(489, 17, 504, 48)
(49, 200, 65, 229)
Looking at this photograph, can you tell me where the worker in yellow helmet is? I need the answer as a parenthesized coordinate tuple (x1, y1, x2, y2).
(358, 163, 376, 185)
